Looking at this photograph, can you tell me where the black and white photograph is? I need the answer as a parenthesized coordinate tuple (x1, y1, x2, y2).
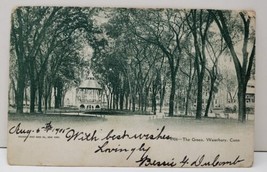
(8, 6, 255, 167)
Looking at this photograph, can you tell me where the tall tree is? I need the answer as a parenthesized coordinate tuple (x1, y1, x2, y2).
(186, 10, 213, 119)
(204, 29, 226, 117)
(211, 10, 256, 122)
(10, 7, 96, 113)
(126, 9, 188, 116)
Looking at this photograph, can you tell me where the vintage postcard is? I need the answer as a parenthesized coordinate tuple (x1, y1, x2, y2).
(8, 6, 255, 167)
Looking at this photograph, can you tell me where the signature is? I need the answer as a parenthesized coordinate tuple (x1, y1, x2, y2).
(180, 154, 245, 167)
(136, 152, 177, 167)
(135, 153, 245, 167)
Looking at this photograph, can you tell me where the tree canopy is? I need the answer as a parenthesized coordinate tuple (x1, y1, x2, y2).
(9, 7, 255, 122)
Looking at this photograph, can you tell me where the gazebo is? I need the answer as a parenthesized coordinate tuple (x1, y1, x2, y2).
(76, 73, 102, 111)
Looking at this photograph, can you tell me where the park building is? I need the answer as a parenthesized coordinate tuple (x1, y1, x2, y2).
(76, 73, 102, 110)
(195, 54, 256, 113)
(64, 72, 106, 111)
(245, 79, 255, 108)
(191, 78, 255, 113)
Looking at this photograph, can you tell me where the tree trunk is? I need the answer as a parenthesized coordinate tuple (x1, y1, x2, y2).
(143, 87, 147, 113)
(54, 86, 58, 108)
(24, 87, 28, 106)
(144, 88, 149, 113)
(204, 79, 215, 117)
(116, 93, 119, 110)
(109, 93, 113, 109)
(106, 94, 110, 110)
(48, 91, 52, 109)
(152, 94, 157, 115)
(54, 80, 64, 109)
(125, 94, 128, 110)
(44, 82, 51, 111)
(132, 94, 136, 112)
(30, 79, 36, 113)
(185, 81, 193, 116)
(44, 95, 48, 111)
(238, 84, 247, 122)
(61, 90, 66, 108)
(54, 85, 62, 109)
(129, 97, 131, 111)
(16, 51, 26, 113)
(38, 79, 44, 113)
(29, 57, 36, 113)
(185, 93, 190, 116)
(196, 70, 204, 119)
(169, 74, 176, 117)
(119, 93, 124, 110)
(38, 88, 43, 113)
(159, 83, 166, 113)
(114, 94, 117, 110)
(58, 83, 63, 108)
(112, 93, 115, 110)
(16, 72, 25, 113)
(185, 67, 194, 116)
(138, 93, 141, 111)
(196, 87, 203, 119)
(212, 11, 255, 122)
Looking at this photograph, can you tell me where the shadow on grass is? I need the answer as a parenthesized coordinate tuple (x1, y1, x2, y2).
(8, 112, 106, 123)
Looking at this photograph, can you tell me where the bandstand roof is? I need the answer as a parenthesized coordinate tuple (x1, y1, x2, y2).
(79, 73, 102, 90)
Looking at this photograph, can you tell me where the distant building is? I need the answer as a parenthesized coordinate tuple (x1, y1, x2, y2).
(246, 79, 255, 108)
(76, 73, 103, 110)
(64, 72, 104, 110)
(192, 79, 255, 112)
